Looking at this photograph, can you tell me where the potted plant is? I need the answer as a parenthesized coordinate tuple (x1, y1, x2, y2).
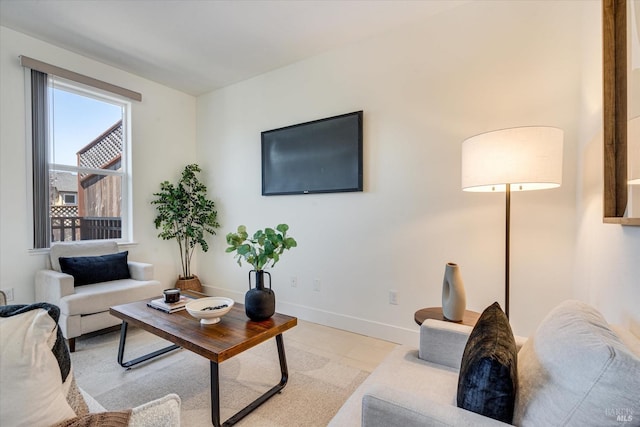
(226, 224, 297, 320)
(152, 164, 220, 291)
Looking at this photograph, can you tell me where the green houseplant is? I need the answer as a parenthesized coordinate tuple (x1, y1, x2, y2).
(226, 224, 297, 320)
(152, 164, 220, 290)
(225, 224, 297, 270)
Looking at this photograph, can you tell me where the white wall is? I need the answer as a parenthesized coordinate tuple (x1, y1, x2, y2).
(197, 1, 588, 343)
(4, 0, 636, 346)
(0, 27, 197, 303)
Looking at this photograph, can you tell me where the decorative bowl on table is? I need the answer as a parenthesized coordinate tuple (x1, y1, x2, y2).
(186, 297, 234, 325)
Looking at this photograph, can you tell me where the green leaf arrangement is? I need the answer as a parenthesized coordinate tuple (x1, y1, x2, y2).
(225, 224, 297, 271)
(151, 164, 220, 278)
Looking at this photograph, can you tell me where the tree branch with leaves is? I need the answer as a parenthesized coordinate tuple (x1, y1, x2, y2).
(152, 164, 220, 278)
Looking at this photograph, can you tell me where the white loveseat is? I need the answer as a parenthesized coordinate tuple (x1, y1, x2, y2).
(35, 241, 162, 351)
(330, 300, 640, 426)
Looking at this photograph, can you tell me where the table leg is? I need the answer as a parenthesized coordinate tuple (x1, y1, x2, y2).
(210, 333, 289, 426)
(117, 321, 180, 368)
(211, 360, 221, 427)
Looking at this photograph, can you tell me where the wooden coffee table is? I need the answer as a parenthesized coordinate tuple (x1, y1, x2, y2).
(110, 293, 297, 427)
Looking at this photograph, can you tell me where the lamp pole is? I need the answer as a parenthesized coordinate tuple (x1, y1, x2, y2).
(505, 183, 511, 319)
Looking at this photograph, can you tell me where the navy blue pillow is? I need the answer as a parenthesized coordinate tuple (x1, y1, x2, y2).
(457, 302, 517, 424)
(59, 251, 130, 286)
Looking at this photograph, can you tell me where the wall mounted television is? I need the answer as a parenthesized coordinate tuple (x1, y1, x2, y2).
(261, 111, 363, 196)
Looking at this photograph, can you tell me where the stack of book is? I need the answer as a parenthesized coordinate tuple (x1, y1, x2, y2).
(147, 295, 194, 313)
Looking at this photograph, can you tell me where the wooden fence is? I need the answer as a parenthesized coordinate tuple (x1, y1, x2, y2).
(51, 216, 121, 242)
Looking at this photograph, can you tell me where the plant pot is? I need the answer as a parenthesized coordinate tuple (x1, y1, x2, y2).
(442, 262, 466, 322)
(175, 275, 202, 292)
(245, 270, 275, 321)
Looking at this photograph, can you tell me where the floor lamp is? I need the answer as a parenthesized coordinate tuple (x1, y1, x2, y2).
(461, 126, 563, 319)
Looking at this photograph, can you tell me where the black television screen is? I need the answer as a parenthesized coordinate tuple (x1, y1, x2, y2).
(261, 111, 363, 196)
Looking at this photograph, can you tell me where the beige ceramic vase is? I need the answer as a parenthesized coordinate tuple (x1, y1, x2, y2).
(442, 262, 466, 322)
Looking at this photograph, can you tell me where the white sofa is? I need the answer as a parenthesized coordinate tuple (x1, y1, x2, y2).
(35, 241, 162, 351)
(330, 300, 640, 426)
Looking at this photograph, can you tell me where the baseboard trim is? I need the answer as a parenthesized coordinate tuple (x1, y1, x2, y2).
(203, 285, 419, 346)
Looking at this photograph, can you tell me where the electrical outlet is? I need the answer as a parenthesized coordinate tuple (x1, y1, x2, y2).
(313, 278, 321, 292)
(4, 288, 14, 302)
(290, 276, 298, 288)
(389, 290, 398, 305)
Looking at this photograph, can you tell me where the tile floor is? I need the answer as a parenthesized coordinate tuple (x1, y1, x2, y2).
(72, 319, 398, 385)
(71, 319, 398, 425)
(282, 320, 398, 373)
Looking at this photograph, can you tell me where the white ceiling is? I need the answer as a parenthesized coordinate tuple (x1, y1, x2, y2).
(0, 0, 468, 96)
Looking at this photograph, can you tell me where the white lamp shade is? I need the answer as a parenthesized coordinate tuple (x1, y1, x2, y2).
(462, 126, 563, 192)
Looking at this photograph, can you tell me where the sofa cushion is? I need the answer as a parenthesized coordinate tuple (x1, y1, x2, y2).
(0, 308, 77, 426)
(59, 252, 131, 286)
(57, 279, 162, 316)
(0, 304, 89, 416)
(514, 300, 640, 426)
(361, 384, 510, 427)
(0, 303, 71, 381)
(328, 345, 459, 426)
(457, 302, 517, 424)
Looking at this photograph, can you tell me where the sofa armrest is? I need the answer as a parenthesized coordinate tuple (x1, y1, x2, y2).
(127, 261, 154, 281)
(362, 385, 510, 427)
(129, 393, 181, 427)
(419, 319, 473, 369)
(35, 270, 75, 303)
(79, 389, 180, 427)
(419, 319, 529, 369)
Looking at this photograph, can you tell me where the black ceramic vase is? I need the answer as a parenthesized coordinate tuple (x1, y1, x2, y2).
(245, 270, 275, 321)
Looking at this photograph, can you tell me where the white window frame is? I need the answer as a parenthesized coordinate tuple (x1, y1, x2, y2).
(51, 78, 133, 245)
(27, 75, 133, 249)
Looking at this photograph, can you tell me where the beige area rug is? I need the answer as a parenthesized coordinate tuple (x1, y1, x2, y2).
(71, 324, 376, 426)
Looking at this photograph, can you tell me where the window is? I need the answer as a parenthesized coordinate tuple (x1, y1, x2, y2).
(47, 79, 129, 244)
(28, 71, 133, 248)
(62, 193, 77, 206)
(23, 56, 140, 249)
